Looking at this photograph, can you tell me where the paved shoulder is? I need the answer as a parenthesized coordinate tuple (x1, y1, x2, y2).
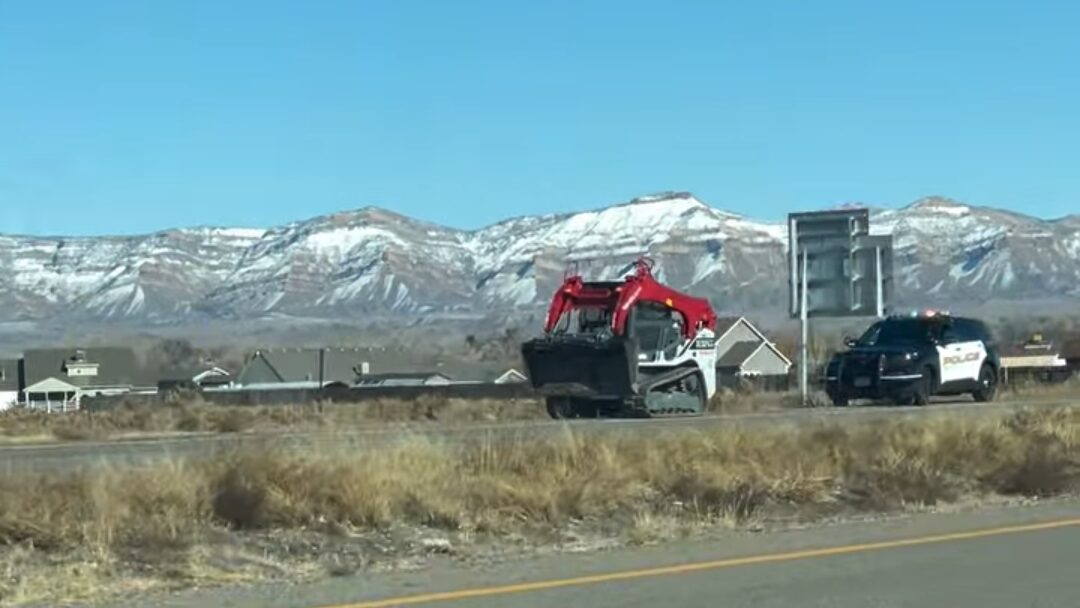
(124, 499, 1080, 608)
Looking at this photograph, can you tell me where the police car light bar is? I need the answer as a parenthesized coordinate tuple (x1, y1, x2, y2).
(903, 309, 951, 318)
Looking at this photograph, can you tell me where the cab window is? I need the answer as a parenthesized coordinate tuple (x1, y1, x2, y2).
(629, 303, 684, 360)
(857, 319, 937, 346)
(553, 306, 611, 336)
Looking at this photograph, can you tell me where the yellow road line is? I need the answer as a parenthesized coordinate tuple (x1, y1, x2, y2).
(326, 517, 1080, 608)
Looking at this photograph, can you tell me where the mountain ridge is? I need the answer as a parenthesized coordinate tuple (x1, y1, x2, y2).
(0, 193, 1076, 322)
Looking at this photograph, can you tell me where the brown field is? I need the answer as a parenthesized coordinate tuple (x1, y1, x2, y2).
(0, 396, 548, 443)
(0, 406, 1077, 605)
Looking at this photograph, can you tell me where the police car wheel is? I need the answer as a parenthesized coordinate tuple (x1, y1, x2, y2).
(973, 365, 997, 403)
(911, 367, 933, 406)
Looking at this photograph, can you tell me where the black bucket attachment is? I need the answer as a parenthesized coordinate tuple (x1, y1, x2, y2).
(521, 335, 638, 398)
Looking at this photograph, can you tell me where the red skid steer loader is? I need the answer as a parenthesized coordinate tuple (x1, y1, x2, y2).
(521, 258, 718, 418)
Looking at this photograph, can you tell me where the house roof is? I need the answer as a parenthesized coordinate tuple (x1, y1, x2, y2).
(493, 368, 528, 383)
(151, 360, 232, 383)
(192, 367, 231, 382)
(714, 317, 742, 339)
(358, 372, 451, 382)
(716, 341, 764, 368)
(0, 359, 20, 392)
(998, 331, 1057, 356)
(24, 377, 81, 394)
(21, 347, 147, 389)
(714, 317, 793, 367)
(237, 348, 374, 385)
(998, 342, 1058, 358)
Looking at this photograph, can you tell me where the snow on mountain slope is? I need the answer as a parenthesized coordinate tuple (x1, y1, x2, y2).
(0, 193, 1076, 322)
(0, 228, 262, 320)
(467, 192, 788, 310)
(872, 197, 1080, 301)
(199, 207, 477, 315)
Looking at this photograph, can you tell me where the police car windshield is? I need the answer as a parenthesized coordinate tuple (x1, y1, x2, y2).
(857, 319, 937, 346)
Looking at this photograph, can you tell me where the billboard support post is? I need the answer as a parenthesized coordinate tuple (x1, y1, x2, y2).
(875, 245, 884, 318)
(799, 250, 809, 406)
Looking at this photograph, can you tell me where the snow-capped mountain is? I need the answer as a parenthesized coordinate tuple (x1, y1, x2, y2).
(466, 193, 789, 312)
(0, 192, 1076, 322)
(874, 197, 1080, 302)
(199, 207, 478, 316)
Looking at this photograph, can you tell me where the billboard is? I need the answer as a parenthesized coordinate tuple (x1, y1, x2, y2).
(788, 209, 892, 319)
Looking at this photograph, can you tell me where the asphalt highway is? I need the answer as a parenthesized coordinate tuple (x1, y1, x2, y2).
(1, 396, 1076, 473)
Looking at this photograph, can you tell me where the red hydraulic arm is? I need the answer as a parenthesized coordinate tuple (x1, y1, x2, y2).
(543, 259, 716, 339)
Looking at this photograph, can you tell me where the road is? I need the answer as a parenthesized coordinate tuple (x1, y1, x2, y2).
(2, 396, 1077, 473)
(117, 498, 1080, 608)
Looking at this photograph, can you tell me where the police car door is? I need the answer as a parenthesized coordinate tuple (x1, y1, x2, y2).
(937, 321, 984, 385)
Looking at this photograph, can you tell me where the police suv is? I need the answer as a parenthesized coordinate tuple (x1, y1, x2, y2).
(824, 311, 1000, 406)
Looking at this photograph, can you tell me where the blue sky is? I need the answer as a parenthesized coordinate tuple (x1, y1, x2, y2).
(1, 0, 1077, 235)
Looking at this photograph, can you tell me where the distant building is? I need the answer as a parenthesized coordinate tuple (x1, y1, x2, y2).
(355, 372, 453, 387)
(235, 348, 370, 389)
(714, 317, 792, 389)
(0, 359, 19, 411)
(156, 361, 233, 393)
(1065, 337, 1080, 374)
(999, 333, 1071, 384)
(20, 347, 151, 411)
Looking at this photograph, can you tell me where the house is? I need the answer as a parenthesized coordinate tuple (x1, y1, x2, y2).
(713, 317, 792, 389)
(0, 359, 19, 411)
(235, 348, 371, 389)
(20, 347, 150, 411)
(355, 372, 453, 387)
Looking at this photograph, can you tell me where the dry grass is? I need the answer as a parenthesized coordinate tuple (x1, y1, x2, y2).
(708, 387, 803, 414)
(710, 374, 1080, 413)
(0, 407, 1077, 605)
(0, 396, 547, 443)
(1000, 375, 1080, 401)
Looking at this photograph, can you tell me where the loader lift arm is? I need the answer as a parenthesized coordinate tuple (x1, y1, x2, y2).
(543, 258, 717, 339)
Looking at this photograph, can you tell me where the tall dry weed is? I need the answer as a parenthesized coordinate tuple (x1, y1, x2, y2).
(0, 407, 1075, 561)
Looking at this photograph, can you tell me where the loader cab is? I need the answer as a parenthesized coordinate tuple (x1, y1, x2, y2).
(550, 305, 613, 337)
(627, 302, 684, 362)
